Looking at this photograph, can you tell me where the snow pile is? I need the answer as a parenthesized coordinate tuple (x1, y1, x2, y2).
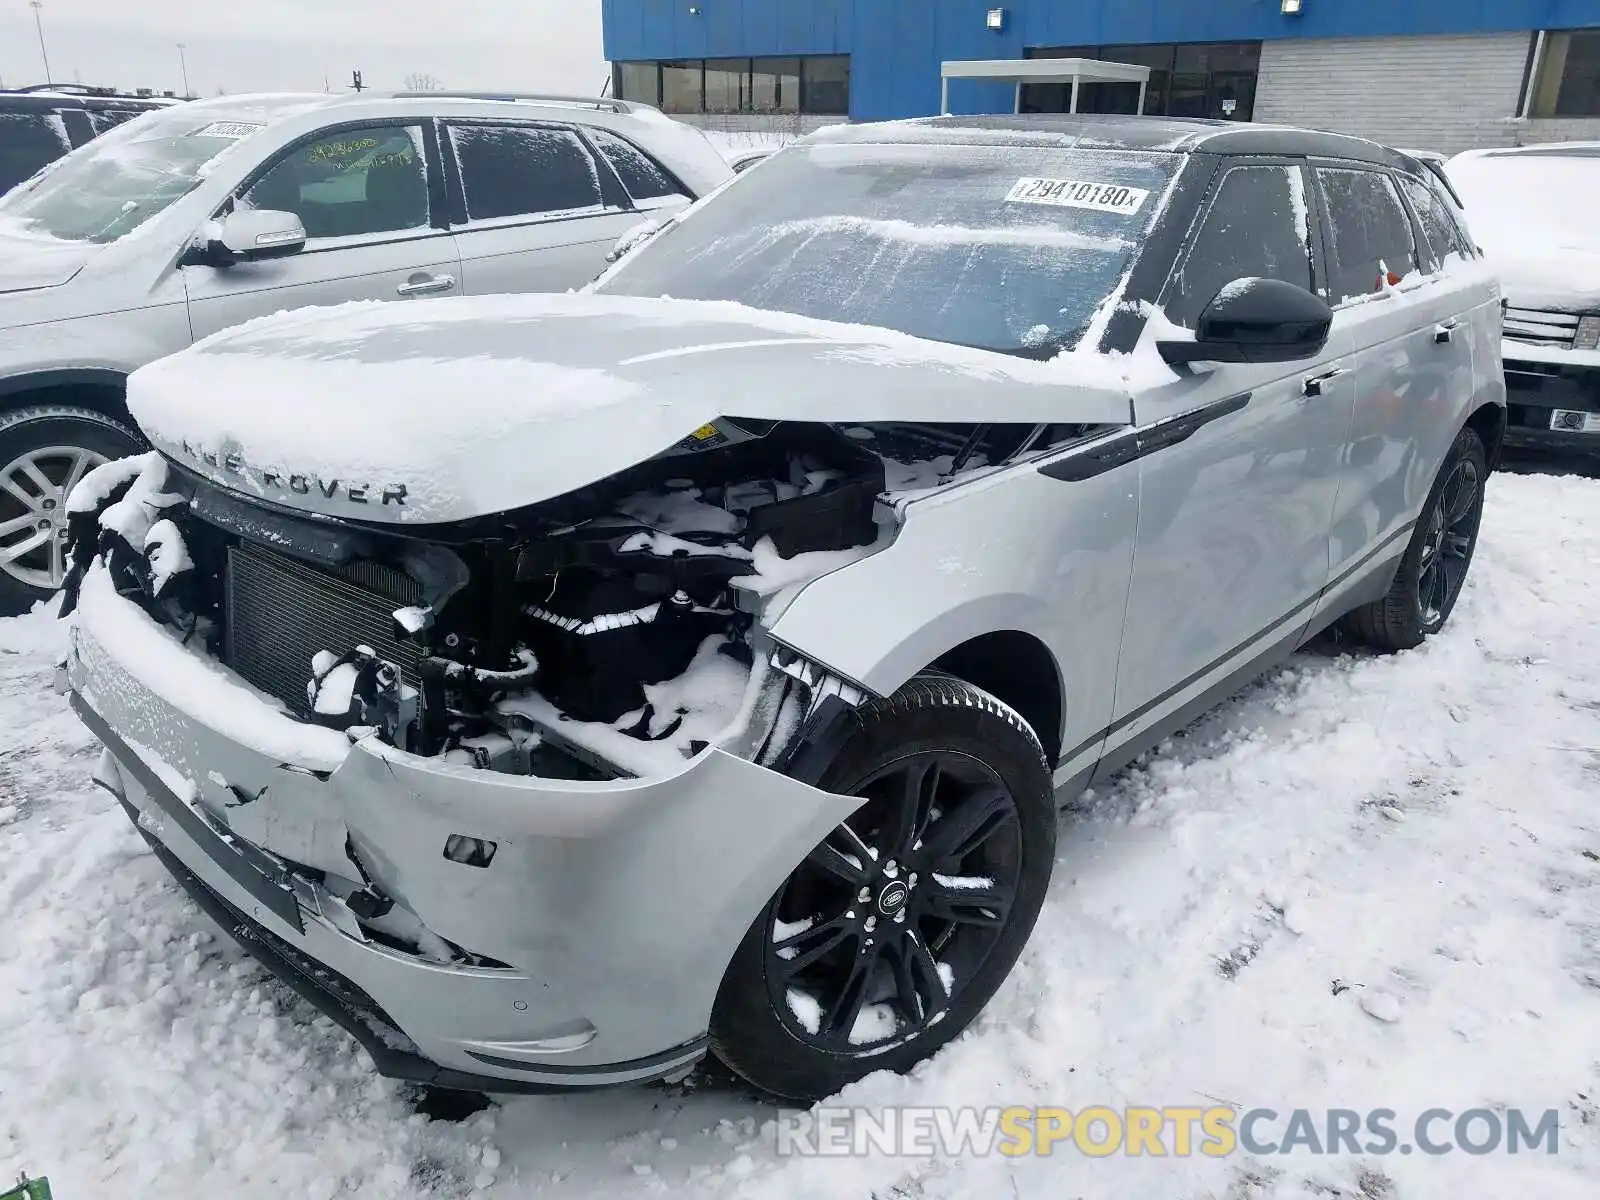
(93, 452, 185, 548)
(142, 519, 193, 597)
(66, 454, 151, 515)
(2, 469, 1598, 1198)
(731, 536, 880, 598)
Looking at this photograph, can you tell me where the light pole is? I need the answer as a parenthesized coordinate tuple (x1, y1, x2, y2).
(176, 42, 189, 96)
(29, 0, 53, 87)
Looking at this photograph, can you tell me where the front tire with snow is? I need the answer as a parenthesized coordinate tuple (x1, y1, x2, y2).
(0, 405, 142, 617)
(1342, 424, 1487, 653)
(710, 672, 1056, 1102)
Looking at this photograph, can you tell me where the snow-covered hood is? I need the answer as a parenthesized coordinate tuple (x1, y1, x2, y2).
(127, 292, 1135, 525)
(1477, 240, 1600, 313)
(1451, 152, 1600, 313)
(0, 231, 97, 295)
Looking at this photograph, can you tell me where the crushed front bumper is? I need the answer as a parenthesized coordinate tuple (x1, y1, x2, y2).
(63, 569, 865, 1092)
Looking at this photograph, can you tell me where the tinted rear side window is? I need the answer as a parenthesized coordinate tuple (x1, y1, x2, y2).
(1317, 167, 1421, 302)
(587, 127, 687, 202)
(0, 110, 73, 194)
(1396, 174, 1472, 269)
(86, 107, 150, 136)
(448, 124, 604, 221)
(1167, 164, 1314, 328)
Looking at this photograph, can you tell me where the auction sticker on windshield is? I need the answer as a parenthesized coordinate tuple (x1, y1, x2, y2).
(192, 122, 265, 139)
(1006, 178, 1149, 215)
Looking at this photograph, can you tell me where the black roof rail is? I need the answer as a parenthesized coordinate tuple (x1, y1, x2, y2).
(3, 82, 176, 101)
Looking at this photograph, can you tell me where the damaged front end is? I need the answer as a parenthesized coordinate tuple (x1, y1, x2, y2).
(56, 413, 1045, 1086)
(62, 417, 901, 787)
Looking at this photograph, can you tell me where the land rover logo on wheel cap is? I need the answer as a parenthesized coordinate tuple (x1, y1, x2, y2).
(877, 881, 910, 915)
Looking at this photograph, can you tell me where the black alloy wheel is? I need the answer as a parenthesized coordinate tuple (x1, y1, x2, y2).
(763, 750, 1023, 1052)
(1416, 452, 1482, 631)
(1342, 423, 1488, 653)
(709, 672, 1056, 1102)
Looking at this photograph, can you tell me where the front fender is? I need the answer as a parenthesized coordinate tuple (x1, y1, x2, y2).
(766, 458, 1140, 766)
(0, 295, 190, 390)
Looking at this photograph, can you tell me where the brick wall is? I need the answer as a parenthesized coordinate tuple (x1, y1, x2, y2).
(1254, 33, 1550, 156)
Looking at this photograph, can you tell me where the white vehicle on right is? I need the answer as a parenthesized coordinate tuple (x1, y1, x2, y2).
(1448, 142, 1600, 452)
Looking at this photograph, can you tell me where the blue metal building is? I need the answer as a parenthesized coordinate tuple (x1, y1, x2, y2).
(603, 0, 1600, 153)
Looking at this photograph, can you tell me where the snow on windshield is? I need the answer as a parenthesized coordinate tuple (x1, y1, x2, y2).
(0, 116, 257, 244)
(597, 141, 1179, 358)
(1448, 149, 1600, 308)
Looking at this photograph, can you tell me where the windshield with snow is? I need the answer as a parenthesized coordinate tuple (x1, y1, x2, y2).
(595, 141, 1180, 357)
(0, 119, 245, 244)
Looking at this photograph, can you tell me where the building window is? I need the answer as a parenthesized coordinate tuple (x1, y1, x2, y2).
(615, 61, 659, 107)
(611, 56, 849, 115)
(752, 57, 802, 113)
(661, 61, 704, 114)
(801, 57, 851, 115)
(1023, 42, 1260, 121)
(704, 59, 751, 113)
(1528, 30, 1600, 117)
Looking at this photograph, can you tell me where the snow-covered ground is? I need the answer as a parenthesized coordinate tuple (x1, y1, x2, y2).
(2, 463, 1598, 1199)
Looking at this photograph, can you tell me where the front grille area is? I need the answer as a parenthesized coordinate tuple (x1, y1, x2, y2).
(1504, 307, 1579, 348)
(224, 542, 422, 714)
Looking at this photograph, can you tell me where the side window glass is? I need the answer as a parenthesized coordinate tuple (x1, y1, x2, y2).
(0, 110, 73, 192)
(1167, 165, 1314, 329)
(87, 108, 144, 136)
(1397, 174, 1472, 270)
(448, 124, 605, 222)
(243, 125, 429, 241)
(587, 127, 688, 203)
(1316, 167, 1421, 303)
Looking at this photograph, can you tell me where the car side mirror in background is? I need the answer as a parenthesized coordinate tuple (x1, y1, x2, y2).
(1157, 278, 1334, 367)
(191, 209, 307, 267)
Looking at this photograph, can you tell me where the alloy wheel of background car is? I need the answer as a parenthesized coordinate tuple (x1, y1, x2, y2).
(762, 750, 1024, 1052)
(0, 406, 142, 616)
(710, 672, 1056, 1102)
(0, 444, 108, 592)
(1342, 424, 1488, 653)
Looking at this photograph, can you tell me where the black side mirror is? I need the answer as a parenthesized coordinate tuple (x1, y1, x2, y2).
(1157, 278, 1333, 367)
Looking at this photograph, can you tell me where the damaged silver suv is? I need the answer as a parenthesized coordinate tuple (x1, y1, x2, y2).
(59, 115, 1506, 1103)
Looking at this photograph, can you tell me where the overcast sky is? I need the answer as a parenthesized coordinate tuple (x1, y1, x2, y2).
(0, 0, 606, 98)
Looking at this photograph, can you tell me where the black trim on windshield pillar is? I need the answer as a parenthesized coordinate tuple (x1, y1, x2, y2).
(1099, 153, 1218, 357)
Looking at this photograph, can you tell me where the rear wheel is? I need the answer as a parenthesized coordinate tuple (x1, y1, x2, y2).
(1342, 424, 1487, 652)
(710, 672, 1056, 1102)
(0, 405, 142, 617)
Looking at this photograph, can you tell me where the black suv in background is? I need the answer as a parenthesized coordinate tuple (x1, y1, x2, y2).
(0, 85, 184, 195)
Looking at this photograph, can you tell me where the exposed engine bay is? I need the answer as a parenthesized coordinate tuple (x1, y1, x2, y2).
(63, 418, 1071, 782)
